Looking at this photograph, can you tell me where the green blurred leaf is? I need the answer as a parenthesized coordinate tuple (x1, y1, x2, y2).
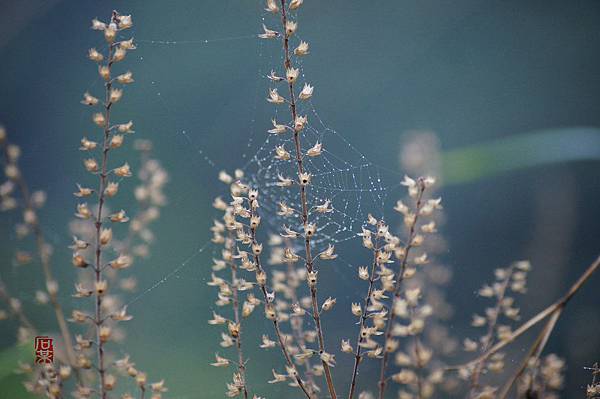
(442, 127, 600, 184)
(0, 343, 32, 379)
(0, 343, 36, 399)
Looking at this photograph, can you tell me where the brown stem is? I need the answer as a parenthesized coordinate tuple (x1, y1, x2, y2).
(93, 17, 118, 397)
(284, 254, 317, 396)
(227, 232, 249, 399)
(447, 255, 600, 372)
(377, 185, 425, 399)
(468, 266, 515, 397)
(249, 206, 313, 399)
(348, 238, 380, 399)
(411, 306, 424, 399)
(497, 307, 562, 399)
(0, 140, 80, 383)
(277, 1, 336, 397)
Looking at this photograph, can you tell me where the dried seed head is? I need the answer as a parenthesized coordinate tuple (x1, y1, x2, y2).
(105, 182, 119, 197)
(118, 15, 133, 30)
(59, 365, 72, 380)
(256, 270, 267, 286)
(117, 71, 134, 84)
(46, 280, 59, 296)
(259, 24, 278, 39)
(294, 41, 310, 56)
(250, 215, 261, 228)
(104, 25, 117, 42)
(307, 271, 318, 287)
(265, 0, 279, 13)
(322, 297, 336, 311)
(290, 0, 304, 10)
(136, 372, 147, 385)
(114, 162, 132, 177)
(299, 172, 311, 186)
(99, 326, 112, 342)
(98, 65, 110, 80)
(110, 209, 130, 223)
(265, 303, 277, 321)
(358, 266, 369, 280)
(81, 92, 99, 106)
(252, 242, 263, 255)
(117, 120, 135, 133)
(275, 145, 291, 161)
(84, 158, 99, 173)
(104, 374, 116, 390)
(100, 228, 113, 245)
(267, 88, 285, 104)
(304, 223, 316, 237)
(286, 67, 299, 83)
(74, 183, 93, 197)
(299, 83, 314, 101)
(111, 254, 133, 269)
(285, 20, 297, 36)
(320, 244, 338, 260)
(109, 88, 123, 103)
(268, 119, 287, 134)
(294, 115, 307, 131)
(120, 38, 136, 50)
(341, 339, 353, 353)
(80, 137, 97, 151)
(112, 306, 133, 321)
(95, 280, 108, 296)
(77, 354, 92, 369)
(70, 309, 88, 323)
(228, 322, 240, 338)
(306, 141, 322, 157)
(405, 287, 421, 306)
(72, 253, 89, 268)
(88, 48, 103, 62)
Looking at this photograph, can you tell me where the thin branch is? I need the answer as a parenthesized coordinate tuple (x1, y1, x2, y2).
(92, 13, 120, 398)
(348, 237, 380, 399)
(378, 183, 426, 399)
(497, 307, 562, 399)
(447, 255, 600, 372)
(227, 231, 249, 399)
(283, 250, 318, 396)
(249, 205, 313, 399)
(468, 265, 515, 397)
(0, 140, 78, 374)
(277, 1, 337, 397)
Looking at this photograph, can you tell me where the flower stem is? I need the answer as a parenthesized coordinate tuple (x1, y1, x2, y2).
(227, 232, 249, 399)
(348, 238, 380, 399)
(249, 206, 313, 399)
(377, 184, 426, 399)
(277, 1, 337, 397)
(93, 14, 118, 397)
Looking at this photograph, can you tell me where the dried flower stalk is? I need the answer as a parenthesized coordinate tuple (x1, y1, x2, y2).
(0, 133, 78, 370)
(468, 264, 517, 396)
(72, 10, 169, 399)
(347, 231, 382, 399)
(449, 255, 600, 373)
(266, 1, 338, 396)
(209, 175, 312, 398)
(377, 177, 429, 399)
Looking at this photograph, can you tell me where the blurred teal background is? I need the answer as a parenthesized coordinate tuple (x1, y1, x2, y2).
(1, 0, 600, 397)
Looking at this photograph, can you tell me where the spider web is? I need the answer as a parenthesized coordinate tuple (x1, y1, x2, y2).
(125, 13, 407, 305)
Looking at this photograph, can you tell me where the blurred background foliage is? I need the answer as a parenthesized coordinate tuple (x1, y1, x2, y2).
(0, 0, 599, 397)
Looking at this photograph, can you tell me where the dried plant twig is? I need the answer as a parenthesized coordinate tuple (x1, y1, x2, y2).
(448, 255, 600, 372)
